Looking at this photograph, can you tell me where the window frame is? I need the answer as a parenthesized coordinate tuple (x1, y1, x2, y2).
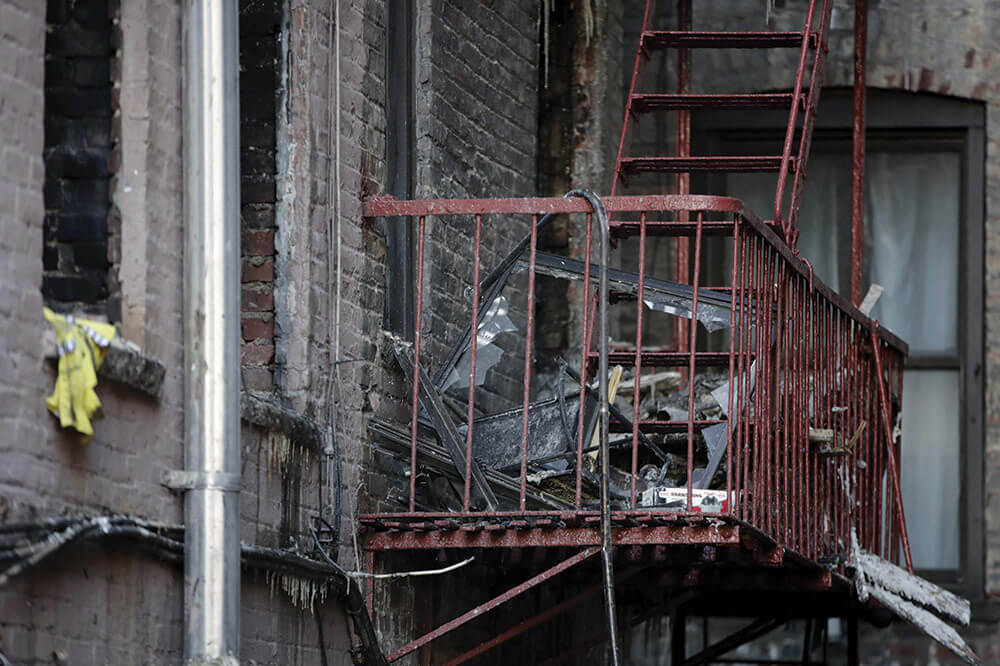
(694, 88, 985, 598)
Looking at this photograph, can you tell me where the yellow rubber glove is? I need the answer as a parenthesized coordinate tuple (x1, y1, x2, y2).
(43, 308, 116, 442)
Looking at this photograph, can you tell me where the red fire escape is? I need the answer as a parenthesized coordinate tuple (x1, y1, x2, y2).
(361, 1, 977, 664)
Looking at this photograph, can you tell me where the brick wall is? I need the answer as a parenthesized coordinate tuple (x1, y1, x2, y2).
(240, 0, 282, 394)
(41, 0, 114, 316)
(0, 0, 364, 662)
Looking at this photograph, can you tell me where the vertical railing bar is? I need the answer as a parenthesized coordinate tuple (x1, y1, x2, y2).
(824, 302, 834, 560)
(774, 0, 820, 233)
(831, 310, 840, 558)
(770, 250, 780, 538)
(868, 345, 880, 556)
(630, 212, 648, 509)
(895, 358, 905, 564)
(847, 321, 857, 547)
(734, 226, 749, 520)
(855, 324, 867, 550)
(463, 214, 483, 512)
(772, 254, 783, 539)
(792, 277, 801, 551)
(409, 215, 427, 513)
(804, 287, 812, 558)
(519, 214, 539, 512)
(685, 211, 704, 508)
(762, 244, 782, 538)
(840, 315, 849, 561)
(803, 282, 811, 553)
(808, 284, 817, 558)
(861, 325, 870, 550)
(887, 353, 897, 563)
(867, 329, 878, 554)
(741, 229, 755, 521)
(751, 235, 764, 526)
(835, 313, 844, 562)
(816, 298, 825, 555)
(790, 270, 798, 548)
(674, 0, 692, 372)
(781, 266, 791, 545)
(871, 325, 913, 572)
(725, 216, 741, 513)
(798, 278, 807, 552)
(575, 212, 594, 509)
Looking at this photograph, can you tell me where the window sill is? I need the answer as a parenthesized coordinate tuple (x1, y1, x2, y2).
(43, 327, 166, 398)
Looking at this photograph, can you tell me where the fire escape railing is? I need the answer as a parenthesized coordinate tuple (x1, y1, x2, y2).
(363, 193, 910, 570)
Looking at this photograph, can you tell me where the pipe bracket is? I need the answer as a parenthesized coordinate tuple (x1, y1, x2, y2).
(162, 470, 242, 492)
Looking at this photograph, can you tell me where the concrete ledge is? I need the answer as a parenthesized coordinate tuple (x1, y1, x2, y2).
(43, 328, 166, 398)
(240, 393, 324, 454)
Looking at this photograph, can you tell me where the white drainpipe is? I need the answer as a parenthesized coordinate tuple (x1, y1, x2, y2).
(182, 1, 241, 663)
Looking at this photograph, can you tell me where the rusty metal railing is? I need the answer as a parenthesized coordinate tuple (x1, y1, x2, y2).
(363, 193, 911, 570)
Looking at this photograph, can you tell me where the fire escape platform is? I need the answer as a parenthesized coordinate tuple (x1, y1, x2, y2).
(359, 511, 860, 613)
(361, 512, 831, 575)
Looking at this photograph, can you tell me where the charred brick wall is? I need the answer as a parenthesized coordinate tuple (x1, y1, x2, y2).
(412, 0, 541, 413)
(1, 0, 364, 662)
(239, 0, 282, 393)
(41, 0, 114, 316)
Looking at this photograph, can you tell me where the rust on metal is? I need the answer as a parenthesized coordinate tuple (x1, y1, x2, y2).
(364, 524, 741, 551)
(851, 0, 868, 305)
(385, 547, 598, 662)
(351, 0, 961, 660)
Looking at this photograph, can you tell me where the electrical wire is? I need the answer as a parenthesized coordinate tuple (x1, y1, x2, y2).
(322, 0, 345, 552)
(0, 515, 388, 665)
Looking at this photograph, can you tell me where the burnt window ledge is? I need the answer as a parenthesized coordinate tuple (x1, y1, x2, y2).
(42, 325, 166, 398)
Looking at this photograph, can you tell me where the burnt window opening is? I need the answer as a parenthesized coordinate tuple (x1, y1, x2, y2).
(43, 0, 115, 317)
(239, 0, 282, 393)
(384, 0, 416, 340)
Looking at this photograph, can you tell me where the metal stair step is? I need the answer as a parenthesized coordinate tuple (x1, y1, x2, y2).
(589, 351, 742, 367)
(630, 93, 796, 113)
(641, 30, 815, 50)
(619, 156, 793, 174)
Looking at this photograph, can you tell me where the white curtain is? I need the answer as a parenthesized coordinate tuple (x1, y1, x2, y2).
(867, 152, 960, 354)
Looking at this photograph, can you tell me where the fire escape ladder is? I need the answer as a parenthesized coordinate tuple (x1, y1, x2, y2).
(612, 0, 835, 245)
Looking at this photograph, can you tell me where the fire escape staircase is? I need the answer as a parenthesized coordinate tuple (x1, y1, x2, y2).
(613, 0, 831, 242)
(357, 1, 980, 664)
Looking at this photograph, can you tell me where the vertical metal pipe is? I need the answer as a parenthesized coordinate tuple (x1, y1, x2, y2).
(410, 216, 426, 512)
(575, 213, 594, 509)
(725, 218, 740, 513)
(672, 612, 687, 664)
(847, 616, 859, 666)
(183, 1, 241, 663)
(519, 214, 539, 511)
(630, 213, 647, 508)
(851, 0, 867, 305)
(566, 189, 617, 665)
(685, 212, 704, 509)
(775, 0, 819, 233)
(871, 323, 913, 572)
(463, 215, 482, 512)
(674, 0, 692, 368)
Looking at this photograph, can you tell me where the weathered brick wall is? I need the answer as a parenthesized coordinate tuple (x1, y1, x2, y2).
(0, 0, 189, 662)
(0, 0, 366, 662)
(414, 0, 540, 391)
(240, 0, 281, 393)
(41, 0, 114, 315)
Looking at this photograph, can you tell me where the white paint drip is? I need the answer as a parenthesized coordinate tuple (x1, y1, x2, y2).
(265, 568, 330, 615)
